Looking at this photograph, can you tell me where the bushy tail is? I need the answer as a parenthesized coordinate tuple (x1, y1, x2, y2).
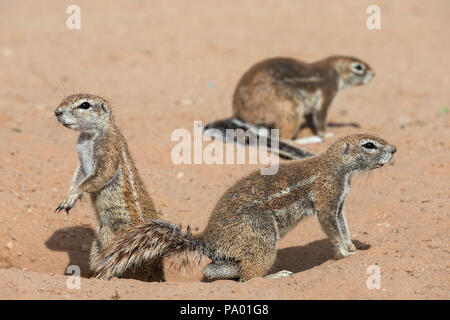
(93, 220, 207, 280)
(203, 118, 314, 160)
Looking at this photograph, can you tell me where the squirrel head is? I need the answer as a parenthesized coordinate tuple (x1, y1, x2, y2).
(326, 56, 375, 89)
(54, 94, 112, 132)
(326, 134, 396, 174)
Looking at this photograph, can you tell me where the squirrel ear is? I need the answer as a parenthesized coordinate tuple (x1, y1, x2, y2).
(341, 142, 350, 156)
(101, 103, 111, 116)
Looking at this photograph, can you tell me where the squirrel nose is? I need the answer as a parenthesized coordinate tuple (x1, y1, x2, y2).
(391, 146, 397, 153)
(54, 109, 63, 116)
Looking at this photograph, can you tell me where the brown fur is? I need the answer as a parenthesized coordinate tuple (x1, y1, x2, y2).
(94, 134, 396, 282)
(220, 56, 374, 139)
(54, 93, 164, 282)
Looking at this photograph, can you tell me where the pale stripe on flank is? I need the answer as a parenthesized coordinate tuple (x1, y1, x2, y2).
(237, 175, 317, 214)
(259, 175, 317, 204)
(122, 145, 143, 219)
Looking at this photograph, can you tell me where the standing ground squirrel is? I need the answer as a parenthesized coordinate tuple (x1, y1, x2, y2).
(54, 93, 165, 281)
(93, 134, 396, 281)
(205, 56, 374, 149)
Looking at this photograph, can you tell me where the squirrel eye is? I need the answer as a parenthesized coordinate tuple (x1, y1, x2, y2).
(78, 102, 91, 109)
(351, 63, 364, 73)
(362, 142, 377, 149)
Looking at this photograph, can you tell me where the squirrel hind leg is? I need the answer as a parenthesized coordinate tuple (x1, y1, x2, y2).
(201, 261, 241, 282)
(238, 250, 277, 281)
(121, 258, 166, 282)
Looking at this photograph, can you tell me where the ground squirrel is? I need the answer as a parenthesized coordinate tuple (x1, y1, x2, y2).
(204, 56, 374, 151)
(93, 134, 396, 281)
(54, 93, 165, 281)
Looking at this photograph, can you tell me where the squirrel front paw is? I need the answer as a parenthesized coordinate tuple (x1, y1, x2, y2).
(295, 135, 324, 145)
(55, 190, 82, 213)
(333, 244, 357, 259)
(334, 247, 349, 259)
(347, 241, 358, 253)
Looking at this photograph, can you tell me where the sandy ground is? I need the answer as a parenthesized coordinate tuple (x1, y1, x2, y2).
(0, 0, 449, 300)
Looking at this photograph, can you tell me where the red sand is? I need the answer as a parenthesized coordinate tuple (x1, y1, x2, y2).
(0, 0, 448, 299)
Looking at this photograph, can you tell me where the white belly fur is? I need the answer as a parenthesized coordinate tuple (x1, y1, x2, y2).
(77, 133, 96, 177)
(298, 89, 323, 116)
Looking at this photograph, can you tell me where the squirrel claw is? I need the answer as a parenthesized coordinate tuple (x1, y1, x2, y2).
(55, 197, 77, 214)
(55, 192, 81, 213)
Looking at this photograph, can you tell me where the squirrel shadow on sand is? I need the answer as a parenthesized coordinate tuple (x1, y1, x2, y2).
(45, 226, 371, 280)
(45, 226, 95, 278)
(300, 119, 361, 131)
(271, 239, 370, 275)
(327, 121, 360, 128)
